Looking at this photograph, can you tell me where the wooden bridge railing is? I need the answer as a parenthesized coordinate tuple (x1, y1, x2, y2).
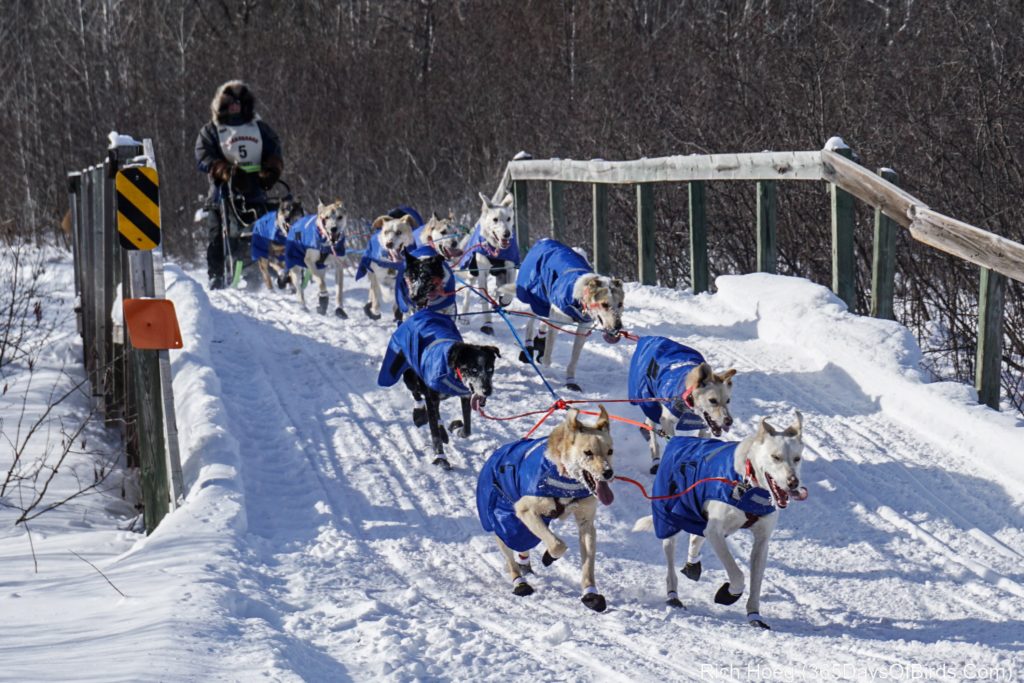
(491, 139, 1022, 410)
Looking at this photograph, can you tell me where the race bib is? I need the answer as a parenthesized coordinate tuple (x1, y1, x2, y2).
(217, 121, 263, 173)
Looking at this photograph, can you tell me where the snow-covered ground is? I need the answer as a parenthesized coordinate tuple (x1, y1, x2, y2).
(3, 255, 1023, 682)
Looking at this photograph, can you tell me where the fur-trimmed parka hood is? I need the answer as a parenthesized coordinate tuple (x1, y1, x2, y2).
(211, 80, 256, 125)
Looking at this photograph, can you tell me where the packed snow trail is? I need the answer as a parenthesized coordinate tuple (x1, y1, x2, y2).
(161, 266, 1023, 682)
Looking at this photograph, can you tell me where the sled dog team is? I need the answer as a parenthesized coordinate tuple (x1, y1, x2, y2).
(249, 192, 808, 629)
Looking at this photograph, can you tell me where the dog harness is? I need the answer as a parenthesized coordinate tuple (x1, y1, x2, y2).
(395, 246, 456, 314)
(651, 436, 775, 539)
(456, 222, 521, 273)
(515, 239, 594, 322)
(477, 438, 593, 552)
(377, 311, 469, 396)
(284, 214, 345, 271)
(628, 336, 707, 430)
(250, 210, 286, 261)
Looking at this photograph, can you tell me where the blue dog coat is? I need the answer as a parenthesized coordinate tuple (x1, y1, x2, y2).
(477, 438, 593, 552)
(515, 239, 593, 322)
(456, 222, 520, 274)
(651, 436, 775, 539)
(377, 311, 468, 396)
(284, 215, 345, 270)
(356, 231, 404, 280)
(628, 336, 707, 430)
(250, 211, 287, 261)
(395, 246, 457, 314)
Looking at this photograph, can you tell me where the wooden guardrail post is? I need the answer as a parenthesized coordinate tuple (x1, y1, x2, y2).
(976, 267, 1004, 409)
(513, 179, 529, 258)
(756, 180, 777, 274)
(829, 142, 857, 311)
(593, 183, 609, 273)
(689, 181, 708, 294)
(757, 180, 778, 274)
(871, 168, 899, 320)
(548, 180, 564, 240)
(637, 183, 656, 285)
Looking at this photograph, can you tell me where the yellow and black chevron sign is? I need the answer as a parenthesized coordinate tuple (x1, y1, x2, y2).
(116, 167, 161, 250)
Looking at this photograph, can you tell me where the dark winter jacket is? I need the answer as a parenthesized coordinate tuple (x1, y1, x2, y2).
(395, 246, 457, 314)
(456, 222, 520, 274)
(377, 311, 468, 396)
(515, 239, 593, 322)
(627, 336, 707, 430)
(477, 438, 592, 552)
(195, 118, 282, 203)
(651, 436, 775, 539)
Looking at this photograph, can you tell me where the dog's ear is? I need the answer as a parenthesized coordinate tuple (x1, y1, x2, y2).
(718, 368, 737, 384)
(565, 408, 581, 432)
(478, 191, 492, 208)
(758, 418, 779, 440)
(594, 405, 610, 431)
(400, 215, 416, 229)
(695, 363, 712, 387)
(405, 250, 418, 267)
(448, 208, 455, 221)
(500, 193, 514, 208)
(782, 410, 803, 438)
(485, 345, 501, 360)
(372, 215, 389, 230)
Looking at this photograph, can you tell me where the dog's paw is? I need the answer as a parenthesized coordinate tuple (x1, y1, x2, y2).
(449, 419, 470, 438)
(393, 309, 403, 323)
(518, 347, 534, 364)
(541, 550, 559, 567)
(565, 381, 582, 393)
(334, 307, 348, 319)
(412, 407, 427, 427)
(480, 324, 494, 335)
(363, 302, 381, 320)
(317, 298, 329, 315)
(431, 457, 452, 470)
(512, 582, 534, 597)
(581, 592, 607, 612)
(666, 595, 685, 609)
(748, 615, 771, 630)
(714, 582, 743, 605)
(276, 274, 289, 290)
(682, 561, 702, 582)
(649, 460, 660, 475)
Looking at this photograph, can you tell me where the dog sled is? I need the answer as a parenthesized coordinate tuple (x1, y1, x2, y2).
(215, 172, 293, 288)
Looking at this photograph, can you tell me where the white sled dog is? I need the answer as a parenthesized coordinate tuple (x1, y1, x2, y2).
(510, 238, 625, 392)
(282, 199, 347, 317)
(457, 192, 517, 334)
(357, 213, 417, 321)
(633, 413, 808, 629)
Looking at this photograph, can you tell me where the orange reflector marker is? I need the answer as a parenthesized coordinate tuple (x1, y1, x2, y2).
(123, 299, 183, 350)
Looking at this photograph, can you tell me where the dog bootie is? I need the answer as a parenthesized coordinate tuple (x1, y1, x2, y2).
(666, 591, 685, 609)
(317, 294, 329, 315)
(518, 346, 534, 364)
(480, 324, 494, 335)
(363, 302, 381, 320)
(532, 335, 546, 359)
(682, 561, 702, 582)
(581, 589, 607, 613)
(412, 406, 427, 427)
(276, 273, 289, 290)
(512, 577, 534, 596)
(335, 307, 348, 319)
(209, 275, 224, 291)
(747, 613, 770, 629)
(714, 582, 742, 605)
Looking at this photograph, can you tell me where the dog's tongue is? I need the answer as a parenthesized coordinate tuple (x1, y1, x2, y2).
(596, 480, 614, 506)
(790, 486, 809, 501)
(470, 394, 485, 412)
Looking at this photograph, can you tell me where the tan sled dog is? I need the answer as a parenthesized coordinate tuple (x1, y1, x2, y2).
(476, 407, 616, 611)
